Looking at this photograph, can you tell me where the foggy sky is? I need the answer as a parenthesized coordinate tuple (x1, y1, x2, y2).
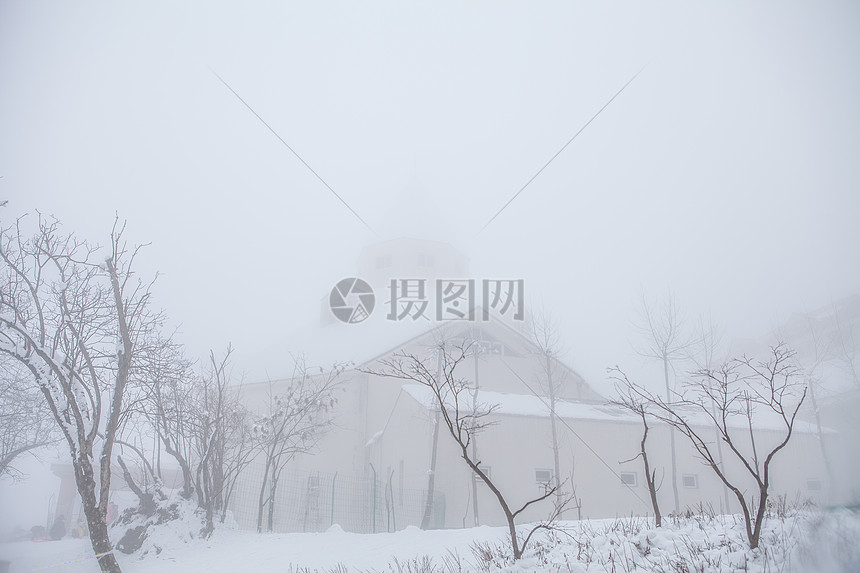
(1, 0, 859, 390)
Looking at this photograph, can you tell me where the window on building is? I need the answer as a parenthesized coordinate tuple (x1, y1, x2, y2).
(682, 474, 698, 489)
(620, 472, 637, 487)
(535, 469, 552, 484)
(807, 478, 822, 491)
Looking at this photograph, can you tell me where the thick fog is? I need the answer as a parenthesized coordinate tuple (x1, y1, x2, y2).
(2, 1, 858, 387)
(2, 4, 860, 570)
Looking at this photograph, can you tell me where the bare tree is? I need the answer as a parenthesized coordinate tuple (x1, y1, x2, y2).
(466, 337, 486, 526)
(635, 292, 692, 513)
(0, 357, 56, 478)
(107, 341, 253, 549)
(0, 215, 159, 573)
(114, 437, 165, 517)
(631, 344, 807, 549)
(608, 367, 662, 527)
(529, 311, 568, 512)
(687, 317, 732, 512)
(112, 333, 185, 518)
(365, 341, 567, 560)
(142, 335, 198, 500)
(138, 341, 255, 538)
(253, 358, 343, 533)
(193, 346, 256, 537)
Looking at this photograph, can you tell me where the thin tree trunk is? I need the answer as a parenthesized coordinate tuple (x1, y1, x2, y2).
(420, 348, 443, 530)
(117, 456, 155, 516)
(547, 354, 562, 511)
(267, 469, 279, 532)
(421, 409, 441, 529)
(750, 487, 769, 549)
(664, 356, 680, 513)
(639, 414, 661, 527)
(461, 448, 522, 558)
(710, 403, 731, 512)
(471, 355, 480, 527)
(256, 454, 273, 533)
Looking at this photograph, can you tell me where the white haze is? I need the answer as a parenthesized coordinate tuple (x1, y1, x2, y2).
(1, 0, 859, 389)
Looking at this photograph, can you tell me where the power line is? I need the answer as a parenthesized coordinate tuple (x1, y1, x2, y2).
(209, 68, 377, 235)
(478, 66, 646, 234)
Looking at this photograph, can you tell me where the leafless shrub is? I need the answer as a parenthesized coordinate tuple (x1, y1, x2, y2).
(253, 358, 345, 533)
(469, 541, 513, 572)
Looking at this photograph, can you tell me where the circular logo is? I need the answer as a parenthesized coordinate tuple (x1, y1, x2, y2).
(329, 278, 375, 324)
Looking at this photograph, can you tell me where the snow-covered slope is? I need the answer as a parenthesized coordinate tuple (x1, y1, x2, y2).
(1, 510, 857, 572)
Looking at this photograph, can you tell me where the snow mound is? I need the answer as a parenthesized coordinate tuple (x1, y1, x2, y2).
(111, 495, 206, 557)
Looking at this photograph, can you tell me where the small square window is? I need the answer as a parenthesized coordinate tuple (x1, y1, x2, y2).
(682, 474, 698, 489)
(620, 472, 637, 487)
(535, 469, 552, 484)
(807, 479, 822, 491)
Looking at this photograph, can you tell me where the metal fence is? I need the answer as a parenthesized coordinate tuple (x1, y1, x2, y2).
(228, 465, 444, 534)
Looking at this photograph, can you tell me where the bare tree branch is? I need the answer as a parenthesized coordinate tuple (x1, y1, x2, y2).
(0, 214, 161, 573)
(608, 366, 662, 527)
(363, 340, 570, 560)
(626, 343, 807, 549)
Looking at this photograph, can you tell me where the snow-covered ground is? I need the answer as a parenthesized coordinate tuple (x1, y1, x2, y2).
(1, 509, 858, 573)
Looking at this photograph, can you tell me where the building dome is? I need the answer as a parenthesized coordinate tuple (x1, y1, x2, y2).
(356, 237, 470, 291)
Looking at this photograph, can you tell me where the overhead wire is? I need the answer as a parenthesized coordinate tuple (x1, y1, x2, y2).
(478, 66, 646, 234)
(499, 358, 651, 509)
(209, 68, 377, 235)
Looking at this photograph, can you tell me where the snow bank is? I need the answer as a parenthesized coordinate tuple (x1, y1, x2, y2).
(0, 508, 857, 572)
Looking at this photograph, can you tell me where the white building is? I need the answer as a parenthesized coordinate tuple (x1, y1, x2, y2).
(230, 238, 831, 533)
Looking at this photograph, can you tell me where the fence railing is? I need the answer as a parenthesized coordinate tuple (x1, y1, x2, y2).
(228, 465, 444, 534)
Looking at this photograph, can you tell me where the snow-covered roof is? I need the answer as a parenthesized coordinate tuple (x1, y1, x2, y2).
(400, 384, 630, 422)
(399, 385, 827, 434)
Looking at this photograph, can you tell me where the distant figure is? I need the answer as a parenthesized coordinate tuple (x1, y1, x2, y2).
(49, 515, 65, 540)
(106, 502, 118, 524)
(30, 525, 46, 541)
(71, 519, 87, 538)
